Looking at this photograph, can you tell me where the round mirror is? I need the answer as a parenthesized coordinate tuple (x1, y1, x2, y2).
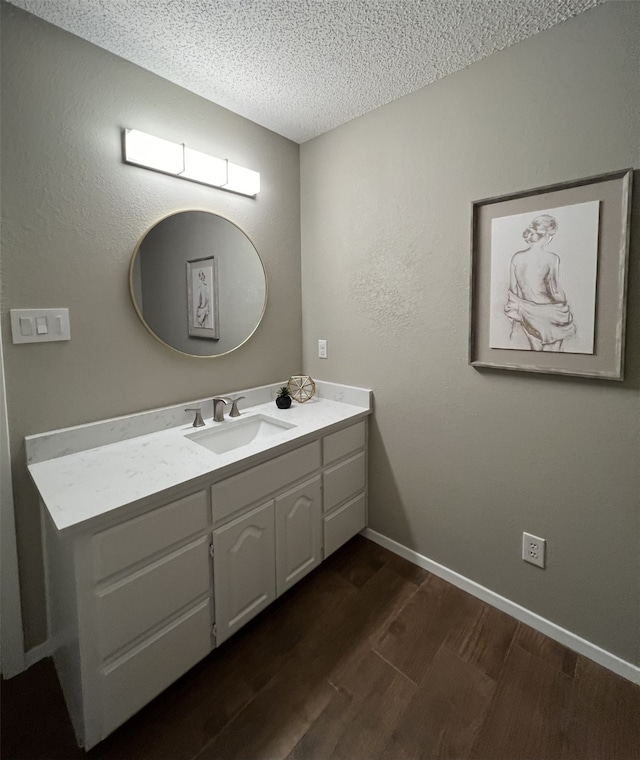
(130, 210, 267, 357)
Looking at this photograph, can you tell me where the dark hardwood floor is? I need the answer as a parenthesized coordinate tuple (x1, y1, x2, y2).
(3, 536, 639, 760)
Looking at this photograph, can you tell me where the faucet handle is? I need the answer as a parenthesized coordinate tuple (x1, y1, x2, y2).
(229, 396, 246, 418)
(185, 407, 205, 428)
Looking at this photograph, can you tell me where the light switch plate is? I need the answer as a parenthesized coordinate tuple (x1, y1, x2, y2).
(10, 309, 70, 344)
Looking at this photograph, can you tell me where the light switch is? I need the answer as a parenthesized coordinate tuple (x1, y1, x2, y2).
(19, 317, 34, 336)
(10, 309, 70, 344)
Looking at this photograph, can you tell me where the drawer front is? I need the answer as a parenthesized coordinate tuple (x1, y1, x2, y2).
(96, 536, 211, 660)
(323, 451, 366, 514)
(323, 421, 365, 466)
(93, 490, 209, 581)
(99, 599, 211, 741)
(324, 493, 366, 557)
(211, 441, 321, 525)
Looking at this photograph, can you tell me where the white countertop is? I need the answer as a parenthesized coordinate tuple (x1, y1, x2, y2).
(28, 386, 371, 533)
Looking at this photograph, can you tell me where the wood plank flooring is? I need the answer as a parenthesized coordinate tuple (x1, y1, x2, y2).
(2, 535, 639, 760)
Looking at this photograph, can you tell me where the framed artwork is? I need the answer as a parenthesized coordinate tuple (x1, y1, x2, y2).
(469, 168, 632, 380)
(186, 256, 220, 339)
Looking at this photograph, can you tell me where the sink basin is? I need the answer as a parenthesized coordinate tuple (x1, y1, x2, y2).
(185, 414, 296, 455)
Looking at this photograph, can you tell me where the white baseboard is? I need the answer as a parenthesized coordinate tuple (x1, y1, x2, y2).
(23, 637, 55, 670)
(362, 528, 640, 685)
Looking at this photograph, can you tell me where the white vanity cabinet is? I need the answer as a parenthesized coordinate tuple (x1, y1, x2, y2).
(40, 414, 368, 750)
(209, 423, 367, 645)
(44, 489, 213, 750)
(210, 441, 323, 644)
(322, 421, 367, 556)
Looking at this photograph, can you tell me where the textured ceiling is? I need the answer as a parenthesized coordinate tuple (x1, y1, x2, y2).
(8, 0, 604, 143)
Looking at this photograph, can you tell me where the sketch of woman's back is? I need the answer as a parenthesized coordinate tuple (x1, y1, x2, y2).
(505, 214, 576, 352)
(511, 248, 564, 304)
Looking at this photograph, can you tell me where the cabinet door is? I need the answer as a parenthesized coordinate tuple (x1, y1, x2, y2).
(213, 501, 275, 645)
(275, 476, 322, 596)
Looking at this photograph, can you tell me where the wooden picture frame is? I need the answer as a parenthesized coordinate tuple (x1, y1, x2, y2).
(186, 256, 220, 340)
(469, 168, 632, 380)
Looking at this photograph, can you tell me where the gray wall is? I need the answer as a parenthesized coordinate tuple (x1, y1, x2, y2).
(1, 4, 301, 648)
(301, 2, 640, 664)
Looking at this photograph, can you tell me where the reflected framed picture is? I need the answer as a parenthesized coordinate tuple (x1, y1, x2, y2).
(186, 256, 220, 339)
(469, 168, 632, 380)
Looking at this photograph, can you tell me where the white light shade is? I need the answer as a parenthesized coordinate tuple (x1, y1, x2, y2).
(124, 129, 184, 175)
(224, 162, 261, 197)
(123, 128, 260, 197)
(182, 147, 228, 186)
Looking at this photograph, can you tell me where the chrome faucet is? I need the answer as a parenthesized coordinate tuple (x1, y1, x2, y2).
(212, 396, 232, 422)
(185, 407, 205, 427)
(229, 396, 245, 417)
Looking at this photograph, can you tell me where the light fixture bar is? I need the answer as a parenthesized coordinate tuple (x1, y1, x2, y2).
(122, 129, 260, 197)
(182, 146, 228, 187)
(124, 129, 184, 175)
(224, 162, 261, 196)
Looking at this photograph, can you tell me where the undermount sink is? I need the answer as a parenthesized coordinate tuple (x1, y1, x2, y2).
(185, 414, 296, 455)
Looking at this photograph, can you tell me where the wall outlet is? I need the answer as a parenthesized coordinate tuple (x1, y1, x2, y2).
(318, 339, 327, 359)
(522, 532, 546, 568)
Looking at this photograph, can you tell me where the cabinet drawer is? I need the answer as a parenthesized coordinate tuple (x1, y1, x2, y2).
(211, 441, 321, 525)
(99, 599, 211, 741)
(96, 536, 211, 660)
(93, 490, 209, 581)
(324, 493, 366, 557)
(323, 421, 365, 465)
(323, 451, 366, 514)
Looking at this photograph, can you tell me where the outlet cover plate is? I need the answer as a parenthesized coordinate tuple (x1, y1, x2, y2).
(522, 532, 546, 568)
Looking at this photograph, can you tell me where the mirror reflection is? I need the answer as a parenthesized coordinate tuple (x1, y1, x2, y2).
(130, 211, 267, 357)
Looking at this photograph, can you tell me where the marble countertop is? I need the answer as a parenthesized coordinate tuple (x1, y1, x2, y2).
(28, 384, 371, 533)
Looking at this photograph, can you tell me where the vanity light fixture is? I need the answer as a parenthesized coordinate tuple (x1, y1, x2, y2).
(122, 128, 260, 197)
